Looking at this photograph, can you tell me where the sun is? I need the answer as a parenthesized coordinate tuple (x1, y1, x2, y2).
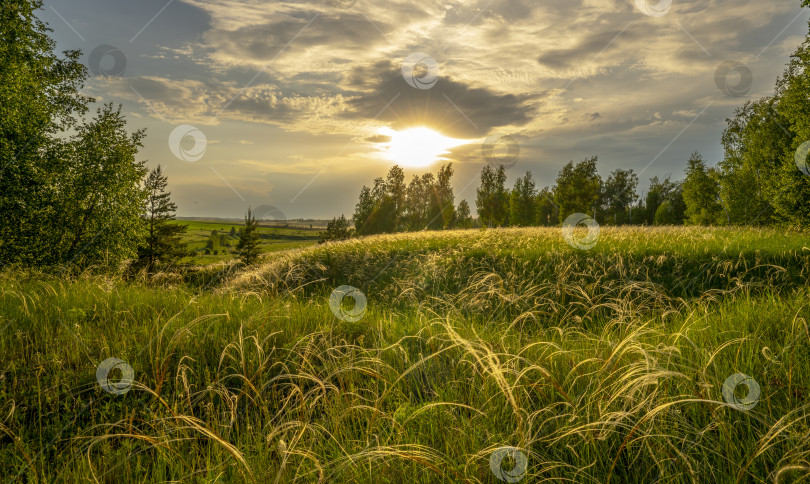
(377, 127, 470, 168)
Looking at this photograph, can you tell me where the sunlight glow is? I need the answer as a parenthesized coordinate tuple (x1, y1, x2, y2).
(377, 127, 470, 168)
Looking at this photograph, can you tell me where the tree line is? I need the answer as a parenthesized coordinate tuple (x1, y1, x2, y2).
(0, 0, 263, 271)
(324, 126, 805, 243)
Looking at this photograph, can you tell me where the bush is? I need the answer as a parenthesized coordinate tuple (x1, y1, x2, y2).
(654, 201, 676, 225)
(319, 215, 354, 243)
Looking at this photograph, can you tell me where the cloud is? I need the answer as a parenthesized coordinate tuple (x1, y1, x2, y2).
(537, 28, 631, 70)
(109, 75, 357, 133)
(344, 60, 543, 139)
(111, 0, 805, 172)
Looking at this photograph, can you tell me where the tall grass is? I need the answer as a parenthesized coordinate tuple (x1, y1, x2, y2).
(0, 226, 808, 482)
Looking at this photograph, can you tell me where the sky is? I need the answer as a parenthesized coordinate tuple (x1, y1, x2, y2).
(39, 0, 810, 219)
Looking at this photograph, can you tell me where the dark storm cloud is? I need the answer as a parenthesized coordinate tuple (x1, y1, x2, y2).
(344, 61, 542, 138)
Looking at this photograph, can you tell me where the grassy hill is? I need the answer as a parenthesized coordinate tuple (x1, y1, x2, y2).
(1, 227, 809, 482)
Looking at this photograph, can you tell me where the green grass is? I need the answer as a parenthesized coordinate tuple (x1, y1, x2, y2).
(1, 226, 809, 482)
(178, 218, 324, 265)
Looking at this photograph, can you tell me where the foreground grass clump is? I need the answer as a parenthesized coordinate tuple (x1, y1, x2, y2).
(0, 227, 809, 482)
(225, 226, 810, 324)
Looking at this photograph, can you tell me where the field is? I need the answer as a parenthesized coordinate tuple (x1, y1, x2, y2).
(1, 226, 810, 482)
(178, 218, 327, 264)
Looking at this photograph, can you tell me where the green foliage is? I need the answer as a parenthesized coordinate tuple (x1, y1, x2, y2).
(205, 230, 230, 251)
(535, 187, 558, 226)
(554, 156, 602, 221)
(509, 171, 536, 227)
(454, 199, 474, 228)
(475, 164, 509, 227)
(654, 201, 676, 225)
(354, 164, 456, 235)
(0, 2, 146, 269)
(0, 0, 90, 266)
(45, 104, 147, 269)
(715, 7, 810, 227)
(629, 201, 647, 225)
(319, 214, 353, 243)
(645, 176, 685, 225)
(386, 165, 406, 231)
(133, 166, 190, 272)
(719, 100, 779, 225)
(206, 230, 218, 250)
(771, 27, 810, 226)
(601, 168, 638, 225)
(683, 153, 725, 226)
(235, 208, 261, 265)
(403, 174, 429, 230)
(355, 169, 403, 234)
(431, 164, 455, 229)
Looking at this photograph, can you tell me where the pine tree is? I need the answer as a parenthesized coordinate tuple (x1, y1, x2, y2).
(236, 207, 262, 265)
(134, 165, 190, 271)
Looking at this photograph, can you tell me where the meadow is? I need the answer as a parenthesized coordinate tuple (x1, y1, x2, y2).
(1, 226, 809, 483)
(178, 219, 326, 265)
